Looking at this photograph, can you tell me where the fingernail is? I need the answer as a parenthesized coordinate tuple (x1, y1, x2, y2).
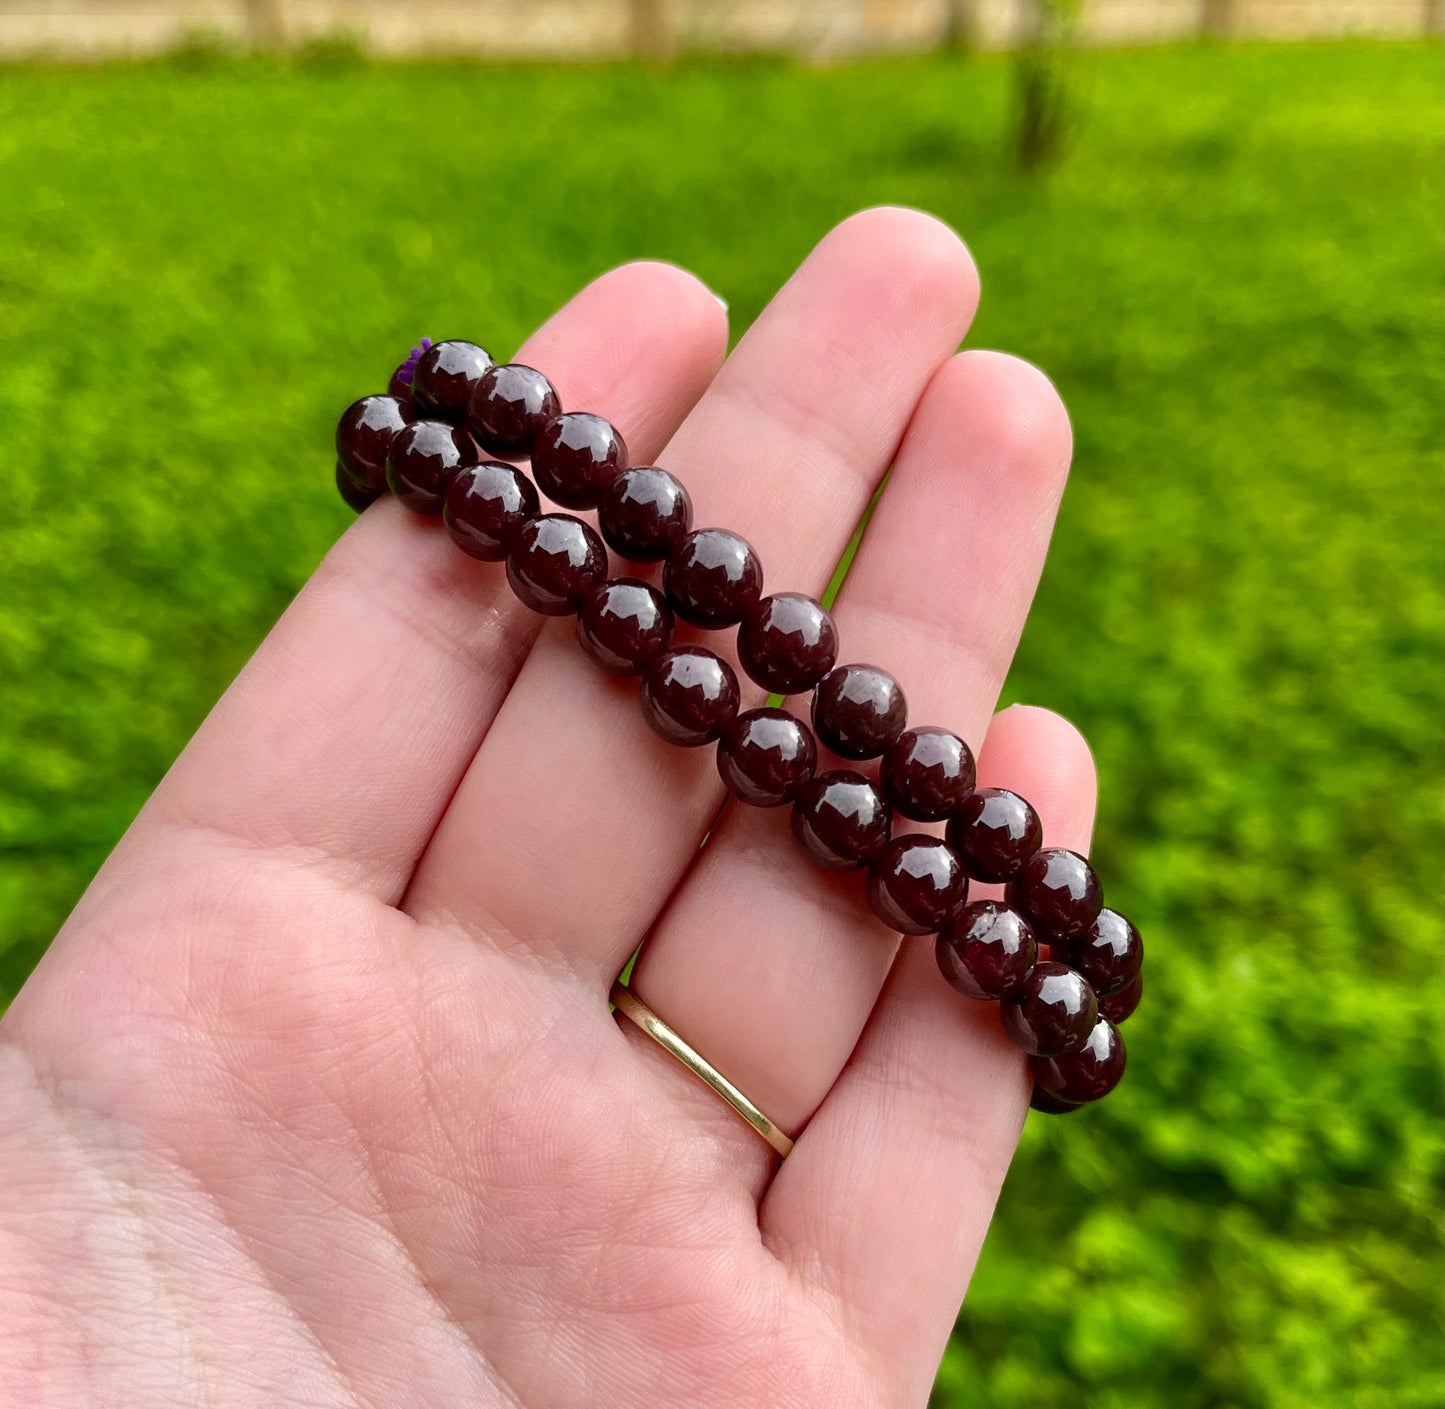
(712, 291, 729, 314)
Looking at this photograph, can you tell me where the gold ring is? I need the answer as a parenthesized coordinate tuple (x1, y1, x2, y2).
(610, 982, 795, 1159)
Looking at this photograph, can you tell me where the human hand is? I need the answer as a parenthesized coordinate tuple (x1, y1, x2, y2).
(0, 208, 1095, 1408)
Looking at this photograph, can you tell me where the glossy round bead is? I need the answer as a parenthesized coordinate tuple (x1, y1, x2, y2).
(576, 579, 673, 676)
(1054, 907, 1142, 998)
(716, 708, 817, 808)
(443, 461, 539, 561)
(1006, 848, 1104, 941)
(598, 466, 693, 562)
(1099, 973, 1143, 1025)
(867, 835, 969, 936)
(790, 770, 892, 871)
(810, 663, 907, 760)
(531, 412, 627, 509)
(388, 338, 432, 405)
(387, 364, 414, 405)
(505, 513, 607, 616)
(336, 394, 413, 493)
(469, 363, 561, 457)
(664, 528, 764, 629)
(1029, 1085, 1083, 1115)
(640, 647, 740, 748)
(881, 727, 977, 822)
(335, 461, 380, 513)
(385, 420, 477, 515)
(1031, 1017, 1127, 1105)
(935, 901, 1038, 1000)
(1000, 962, 1098, 1057)
(410, 339, 494, 422)
(945, 787, 1043, 883)
(737, 593, 839, 696)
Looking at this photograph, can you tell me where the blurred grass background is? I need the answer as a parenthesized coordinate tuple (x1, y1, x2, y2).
(0, 38, 1441, 1409)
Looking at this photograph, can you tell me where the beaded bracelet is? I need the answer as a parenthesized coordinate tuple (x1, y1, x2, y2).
(333, 337, 1143, 1114)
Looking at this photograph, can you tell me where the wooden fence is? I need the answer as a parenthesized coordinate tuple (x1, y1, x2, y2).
(1, 0, 1439, 60)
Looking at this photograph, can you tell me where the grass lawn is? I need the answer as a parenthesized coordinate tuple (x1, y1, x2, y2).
(0, 39, 1440, 1409)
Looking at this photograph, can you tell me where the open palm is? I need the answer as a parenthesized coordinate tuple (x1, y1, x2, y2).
(0, 209, 1097, 1409)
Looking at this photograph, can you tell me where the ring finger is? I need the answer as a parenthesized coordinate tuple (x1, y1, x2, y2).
(627, 347, 1075, 1171)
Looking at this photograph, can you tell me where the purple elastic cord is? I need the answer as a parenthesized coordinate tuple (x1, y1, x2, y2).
(395, 336, 434, 387)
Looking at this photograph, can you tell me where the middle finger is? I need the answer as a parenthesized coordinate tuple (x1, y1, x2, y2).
(405, 208, 979, 970)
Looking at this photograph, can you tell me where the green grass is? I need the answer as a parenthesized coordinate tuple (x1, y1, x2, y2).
(0, 40, 1440, 1409)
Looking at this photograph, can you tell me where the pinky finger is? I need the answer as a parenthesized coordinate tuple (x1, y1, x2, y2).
(758, 705, 1098, 1402)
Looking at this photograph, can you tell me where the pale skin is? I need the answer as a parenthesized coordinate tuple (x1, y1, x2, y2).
(0, 208, 1098, 1409)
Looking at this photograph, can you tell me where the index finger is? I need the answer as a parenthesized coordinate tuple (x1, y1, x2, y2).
(121, 262, 728, 901)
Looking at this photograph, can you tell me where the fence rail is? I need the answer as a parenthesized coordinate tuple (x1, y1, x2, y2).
(1, 0, 1438, 60)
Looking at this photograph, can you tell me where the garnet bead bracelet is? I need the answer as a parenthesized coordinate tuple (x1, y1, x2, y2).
(332, 338, 1145, 1114)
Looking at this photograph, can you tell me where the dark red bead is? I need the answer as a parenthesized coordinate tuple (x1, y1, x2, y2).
(598, 466, 693, 562)
(867, 835, 969, 936)
(945, 787, 1043, 883)
(1029, 1085, 1083, 1115)
(505, 513, 607, 616)
(640, 647, 740, 747)
(1031, 1017, 1126, 1104)
(1055, 908, 1142, 998)
(387, 365, 414, 406)
(469, 363, 561, 458)
(576, 579, 673, 676)
(411, 339, 494, 422)
(335, 461, 380, 513)
(1006, 848, 1104, 941)
(443, 461, 539, 561)
(790, 770, 891, 870)
(336, 394, 413, 493)
(1099, 973, 1143, 1025)
(936, 901, 1038, 1000)
(664, 528, 764, 629)
(737, 593, 839, 696)
(810, 664, 907, 760)
(531, 412, 627, 509)
(881, 727, 977, 822)
(716, 708, 817, 808)
(386, 420, 477, 515)
(1000, 962, 1098, 1057)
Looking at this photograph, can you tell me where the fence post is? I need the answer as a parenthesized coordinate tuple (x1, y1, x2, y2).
(243, 0, 286, 49)
(941, 0, 980, 51)
(1199, 0, 1236, 39)
(630, 0, 678, 61)
(1012, 0, 1084, 171)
